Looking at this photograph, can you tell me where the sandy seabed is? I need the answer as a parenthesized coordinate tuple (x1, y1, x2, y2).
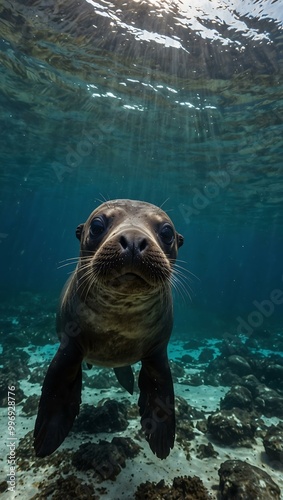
(0, 340, 282, 499)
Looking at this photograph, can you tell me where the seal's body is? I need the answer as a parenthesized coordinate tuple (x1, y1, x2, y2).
(34, 199, 184, 460)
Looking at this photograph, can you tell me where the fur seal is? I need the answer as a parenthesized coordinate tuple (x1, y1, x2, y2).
(34, 199, 184, 459)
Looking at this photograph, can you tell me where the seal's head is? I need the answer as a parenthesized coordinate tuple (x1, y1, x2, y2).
(75, 199, 184, 296)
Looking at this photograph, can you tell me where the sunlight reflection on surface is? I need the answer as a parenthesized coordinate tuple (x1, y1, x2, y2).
(85, 0, 283, 49)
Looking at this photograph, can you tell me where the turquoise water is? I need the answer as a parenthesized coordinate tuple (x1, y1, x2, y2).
(0, 1, 283, 498)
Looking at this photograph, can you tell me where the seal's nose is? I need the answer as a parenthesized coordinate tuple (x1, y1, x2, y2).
(119, 233, 148, 256)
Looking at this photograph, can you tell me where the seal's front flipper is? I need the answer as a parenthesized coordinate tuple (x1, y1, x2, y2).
(114, 366, 134, 394)
(34, 341, 83, 458)
(138, 350, 175, 459)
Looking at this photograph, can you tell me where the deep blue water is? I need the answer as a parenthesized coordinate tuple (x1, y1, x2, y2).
(0, 1, 283, 496)
(0, 0, 283, 339)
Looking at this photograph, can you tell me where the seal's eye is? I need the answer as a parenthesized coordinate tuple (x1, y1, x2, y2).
(160, 224, 174, 245)
(90, 217, 106, 238)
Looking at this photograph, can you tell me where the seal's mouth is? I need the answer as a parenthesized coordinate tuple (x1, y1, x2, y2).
(109, 272, 149, 287)
(116, 273, 139, 282)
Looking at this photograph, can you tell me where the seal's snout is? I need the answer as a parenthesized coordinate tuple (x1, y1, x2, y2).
(119, 233, 148, 258)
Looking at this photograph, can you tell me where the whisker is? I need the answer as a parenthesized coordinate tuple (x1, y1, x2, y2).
(77, 262, 93, 272)
(173, 268, 194, 286)
(75, 264, 93, 283)
(172, 261, 200, 281)
(157, 276, 171, 315)
(77, 271, 94, 299)
(170, 277, 184, 304)
(159, 197, 170, 210)
(84, 271, 99, 301)
(77, 270, 93, 284)
(173, 267, 194, 291)
(58, 259, 93, 272)
(59, 257, 80, 262)
(169, 260, 197, 303)
(95, 193, 111, 208)
(57, 262, 79, 269)
(77, 268, 94, 287)
(170, 274, 192, 304)
(58, 256, 90, 263)
(57, 255, 91, 270)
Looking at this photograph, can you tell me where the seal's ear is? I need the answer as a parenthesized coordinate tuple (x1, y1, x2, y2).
(177, 233, 184, 248)
(76, 224, 84, 241)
